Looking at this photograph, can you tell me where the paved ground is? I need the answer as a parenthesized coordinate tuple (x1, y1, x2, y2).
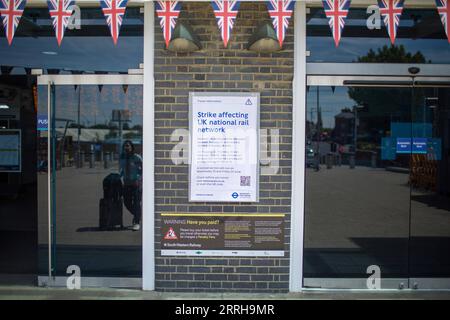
(30, 164, 450, 282)
(305, 166, 450, 249)
(37, 166, 141, 247)
(37, 164, 450, 249)
(0, 286, 450, 300)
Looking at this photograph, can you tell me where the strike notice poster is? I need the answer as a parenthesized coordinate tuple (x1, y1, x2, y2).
(189, 92, 259, 202)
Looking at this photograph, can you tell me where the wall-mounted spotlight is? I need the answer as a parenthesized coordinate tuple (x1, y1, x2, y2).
(247, 22, 280, 53)
(168, 23, 202, 53)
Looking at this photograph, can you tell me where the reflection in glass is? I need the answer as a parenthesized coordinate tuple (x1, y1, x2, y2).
(37, 85, 143, 278)
(304, 84, 450, 288)
(307, 8, 450, 64)
(0, 76, 37, 284)
(304, 86, 411, 284)
(0, 7, 143, 74)
(410, 88, 450, 280)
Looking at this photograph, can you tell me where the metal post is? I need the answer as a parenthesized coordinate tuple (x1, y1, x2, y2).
(89, 151, 94, 168)
(354, 105, 358, 157)
(80, 151, 85, 168)
(104, 152, 109, 169)
(77, 86, 81, 170)
(349, 153, 355, 169)
(119, 112, 123, 158)
(47, 82, 52, 282)
(326, 153, 333, 169)
(371, 152, 377, 168)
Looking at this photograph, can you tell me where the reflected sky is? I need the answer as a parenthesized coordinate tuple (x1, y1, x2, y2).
(307, 87, 355, 129)
(0, 7, 143, 73)
(0, 37, 143, 73)
(37, 85, 143, 127)
(308, 37, 450, 63)
(307, 8, 450, 63)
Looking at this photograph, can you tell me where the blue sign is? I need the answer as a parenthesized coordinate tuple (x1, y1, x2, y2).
(231, 192, 239, 199)
(396, 138, 411, 154)
(37, 115, 48, 131)
(412, 138, 428, 154)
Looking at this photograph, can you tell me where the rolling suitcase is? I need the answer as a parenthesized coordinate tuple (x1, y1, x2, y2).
(99, 198, 123, 230)
(99, 173, 123, 230)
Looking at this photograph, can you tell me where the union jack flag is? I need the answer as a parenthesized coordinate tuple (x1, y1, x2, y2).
(378, 0, 404, 44)
(0, 0, 27, 45)
(265, 0, 295, 47)
(47, 0, 75, 46)
(211, 0, 240, 48)
(322, 0, 351, 47)
(100, 0, 128, 45)
(155, 0, 181, 48)
(436, 0, 450, 42)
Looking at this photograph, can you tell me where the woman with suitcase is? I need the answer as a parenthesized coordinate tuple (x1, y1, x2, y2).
(120, 140, 143, 231)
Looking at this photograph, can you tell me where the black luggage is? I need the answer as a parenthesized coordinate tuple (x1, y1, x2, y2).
(99, 198, 123, 230)
(99, 173, 123, 230)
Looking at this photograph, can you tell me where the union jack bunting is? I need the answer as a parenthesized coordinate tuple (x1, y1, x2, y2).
(436, 0, 450, 42)
(0, 0, 27, 45)
(322, 0, 351, 47)
(211, 0, 240, 48)
(100, 0, 128, 45)
(378, 0, 404, 44)
(155, 0, 181, 48)
(47, 0, 75, 46)
(265, 0, 295, 47)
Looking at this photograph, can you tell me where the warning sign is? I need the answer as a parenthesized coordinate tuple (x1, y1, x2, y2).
(161, 214, 285, 256)
(164, 227, 178, 240)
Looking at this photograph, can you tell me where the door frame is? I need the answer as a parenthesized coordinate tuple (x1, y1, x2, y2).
(36, 73, 147, 288)
(301, 67, 450, 290)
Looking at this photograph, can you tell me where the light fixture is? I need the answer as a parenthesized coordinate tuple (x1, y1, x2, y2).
(167, 23, 201, 53)
(0, 104, 10, 109)
(247, 22, 281, 53)
(408, 67, 421, 75)
(42, 51, 58, 55)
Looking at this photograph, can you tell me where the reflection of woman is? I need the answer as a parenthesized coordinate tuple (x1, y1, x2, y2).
(120, 140, 142, 231)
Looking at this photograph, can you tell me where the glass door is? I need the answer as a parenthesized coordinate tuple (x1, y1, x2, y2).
(410, 85, 450, 289)
(304, 76, 450, 290)
(37, 74, 144, 287)
(304, 84, 412, 289)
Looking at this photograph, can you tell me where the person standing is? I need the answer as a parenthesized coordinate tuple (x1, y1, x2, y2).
(120, 140, 142, 231)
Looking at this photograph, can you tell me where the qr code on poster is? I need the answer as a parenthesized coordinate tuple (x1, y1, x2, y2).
(240, 176, 251, 186)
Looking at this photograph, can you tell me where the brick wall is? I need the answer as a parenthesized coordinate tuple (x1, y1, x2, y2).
(154, 2, 293, 293)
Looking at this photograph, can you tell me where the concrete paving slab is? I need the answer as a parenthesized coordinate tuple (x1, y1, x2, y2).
(0, 286, 449, 300)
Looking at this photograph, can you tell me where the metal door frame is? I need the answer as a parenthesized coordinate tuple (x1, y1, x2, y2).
(303, 65, 450, 290)
(37, 73, 145, 288)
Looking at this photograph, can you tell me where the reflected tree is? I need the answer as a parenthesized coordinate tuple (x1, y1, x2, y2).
(347, 45, 427, 147)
